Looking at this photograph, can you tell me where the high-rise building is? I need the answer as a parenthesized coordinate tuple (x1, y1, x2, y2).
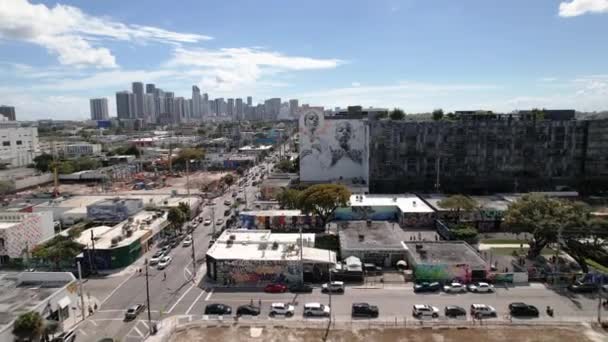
(116, 91, 134, 119)
(289, 99, 299, 118)
(146, 83, 156, 94)
(0, 106, 16, 121)
(174, 97, 185, 123)
(264, 98, 281, 121)
(227, 98, 234, 118)
(89, 98, 109, 120)
(235, 98, 244, 121)
(247, 96, 253, 106)
(185, 99, 192, 122)
(144, 94, 156, 124)
(132, 82, 144, 118)
(192, 86, 202, 118)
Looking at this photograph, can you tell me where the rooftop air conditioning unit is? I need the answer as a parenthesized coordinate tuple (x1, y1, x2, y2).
(358, 234, 365, 242)
(229, 234, 236, 240)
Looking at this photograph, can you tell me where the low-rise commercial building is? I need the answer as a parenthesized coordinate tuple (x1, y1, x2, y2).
(335, 194, 435, 228)
(239, 210, 322, 232)
(0, 272, 79, 342)
(206, 230, 336, 285)
(0, 211, 54, 264)
(338, 220, 409, 267)
(259, 174, 292, 200)
(0, 121, 38, 168)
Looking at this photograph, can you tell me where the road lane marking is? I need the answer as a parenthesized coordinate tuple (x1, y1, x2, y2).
(133, 326, 144, 337)
(89, 320, 98, 326)
(204, 289, 214, 301)
(100, 272, 137, 306)
(78, 329, 88, 336)
(185, 290, 206, 315)
(139, 320, 149, 329)
(97, 309, 125, 313)
(167, 283, 195, 313)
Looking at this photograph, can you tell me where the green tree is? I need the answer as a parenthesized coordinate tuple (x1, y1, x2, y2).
(276, 159, 295, 173)
(31, 234, 84, 270)
(450, 224, 479, 244)
(559, 210, 605, 273)
(56, 160, 75, 174)
(174, 147, 205, 166)
(13, 311, 44, 342)
(0, 180, 14, 195)
(298, 184, 351, 228)
(33, 153, 54, 173)
(389, 108, 405, 120)
(432, 108, 444, 121)
(437, 195, 477, 223)
(504, 194, 587, 258)
(178, 202, 191, 219)
(74, 157, 100, 171)
(167, 207, 186, 232)
(277, 189, 301, 209)
(221, 174, 235, 187)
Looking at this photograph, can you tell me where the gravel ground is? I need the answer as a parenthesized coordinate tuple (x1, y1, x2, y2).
(171, 325, 602, 342)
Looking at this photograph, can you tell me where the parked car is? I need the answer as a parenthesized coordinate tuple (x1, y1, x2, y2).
(264, 283, 288, 293)
(224, 200, 232, 206)
(208, 239, 216, 248)
(270, 302, 295, 317)
(182, 236, 192, 247)
(568, 281, 598, 293)
(468, 282, 494, 293)
(444, 305, 467, 318)
(443, 282, 467, 293)
(204, 303, 232, 315)
(412, 304, 440, 318)
(216, 218, 224, 225)
(509, 302, 539, 317)
(470, 304, 497, 318)
(236, 304, 260, 316)
(413, 282, 441, 293)
(124, 304, 145, 321)
(157, 256, 173, 270)
(203, 219, 212, 226)
(351, 303, 379, 318)
(321, 281, 345, 293)
(149, 251, 164, 265)
(51, 331, 76, 342)
(289, 283, 313, 293)
(160, 246, 170, 254)
(303, 303, 331, 317)
(232, 192, 237, 197)
(363, 263, 382, 275)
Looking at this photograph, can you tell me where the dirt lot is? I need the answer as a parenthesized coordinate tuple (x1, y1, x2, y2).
(171, 325, 602, 342)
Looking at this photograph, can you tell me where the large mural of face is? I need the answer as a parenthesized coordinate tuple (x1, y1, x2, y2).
(335, 121, 353, 150)
(304, 112, 320, 135)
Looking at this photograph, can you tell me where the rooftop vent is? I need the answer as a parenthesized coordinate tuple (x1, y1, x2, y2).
(366, 220, 372, 227)
(272, 241, 279, 250)
(358, 234, 365, 242)
(413, 200, 417, 207)
(393, 197, 397, 202)
(229, 234, 236, 240)
(415, 244, 423, 250)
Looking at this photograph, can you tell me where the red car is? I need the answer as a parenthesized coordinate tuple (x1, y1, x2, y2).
(264, 283, 287, 293)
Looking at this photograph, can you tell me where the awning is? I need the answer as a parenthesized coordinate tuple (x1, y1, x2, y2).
(57, 296, 71, 309)
(396, 260, 407, 268)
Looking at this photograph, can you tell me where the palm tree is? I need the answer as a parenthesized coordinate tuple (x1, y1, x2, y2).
(13, 311, 44, 342)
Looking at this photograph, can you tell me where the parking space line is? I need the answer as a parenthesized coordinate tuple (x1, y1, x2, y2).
(204, 289, 214, 301)
(186, 290, 206, 315)
(78, 329, 88, 336)
(133, 326, 144, 337)
(139, 320, 149, 329)
(89, 320, 98, 326)
(167, 283, 195, 313)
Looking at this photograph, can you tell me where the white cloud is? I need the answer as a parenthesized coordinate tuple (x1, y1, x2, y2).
(351, 82, 361, 87)
(559, 0, 608, 17)
(0, 0, 211, 68)
(167, 47, 343, 92)
(539, 77, 558, 82)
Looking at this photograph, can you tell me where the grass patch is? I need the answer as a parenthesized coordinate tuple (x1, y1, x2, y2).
(586, 258, 608, 273)
(480, 239, 527, 245)
(489, 247, 554, 256)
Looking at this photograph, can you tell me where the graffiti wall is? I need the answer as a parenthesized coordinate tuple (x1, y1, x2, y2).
(239, 213, 322, 232)
(334, 205, 399, 221)
(299, 108, 369, 182)
(401, 213, 435, 228)
(414, 263, 473, 283)
(216, 259, 302, 285)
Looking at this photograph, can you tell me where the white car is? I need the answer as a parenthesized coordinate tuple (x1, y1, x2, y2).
(269, 302, 295, 317)
(470, 304, 497, 318)
(182, 237, 192, 247)
(443, 282, 467, 293)
(321, 281, 345, 293)
(468, 282, 494, 293)
(203, 219, 212, 226)
(149, 251, 164, 265)
(303, 303, 331, 317)
(157, 256, 173, 270)
(412, 304, 440, 318)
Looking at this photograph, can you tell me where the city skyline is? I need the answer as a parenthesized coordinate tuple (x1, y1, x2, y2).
(1, 0, 608, 120)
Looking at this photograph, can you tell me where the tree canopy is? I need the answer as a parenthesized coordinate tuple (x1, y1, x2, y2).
(389, 108, 406, 120)
(33, 153, 54, 173)
(31, 233, 84, 270)
(13, 311, 44, 341)
(437, 195, 477, 223)
(432, 108, 444, 121)
(221, 174, 235, 187)
(174, 147, 205, 166)
(298, 184, 351, 228)
(167, 207, 186, 231)
(277, 189, 302, 210)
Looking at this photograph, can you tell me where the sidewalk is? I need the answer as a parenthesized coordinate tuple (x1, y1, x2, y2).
(63, 295, 101, 332)
(147, 315, 181, 342)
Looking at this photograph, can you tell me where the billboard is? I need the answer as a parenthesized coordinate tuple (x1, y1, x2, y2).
(299, 108, 368, 182)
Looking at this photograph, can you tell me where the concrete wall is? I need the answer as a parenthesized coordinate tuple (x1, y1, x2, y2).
(209, 258, 302, 285)
(13, 173, 53, 190)
(299, 109, 368, 182)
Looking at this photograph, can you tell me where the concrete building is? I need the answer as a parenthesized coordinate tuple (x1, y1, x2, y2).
(335, 194, 435, 228)
(144, 93, 156, 124)
(239, 210, 322, 232)
(89, 98, 109, 120)
(260, 174, 292, 200)
(235, 98, 244, 121)
(404, 241, 488, 283)
(0, 105, 16, 121)
(205, 229, 336, 285)
(0, 211, 54, 264)
(289, 99, 299, 118)
(338, 220, 409, 267)
(63, 142, 102, 157)
(192, 85, 202, 119)
(115, 91, 134, 119)
(0, 272, 80, 342)
(247, 96, 252, 106)
(227, 98, 234, 119)
(0, 121, 39, 168)
(86, 198, 144, 222)
(264, 98, 281, 121)
(132, 82, 144, 119)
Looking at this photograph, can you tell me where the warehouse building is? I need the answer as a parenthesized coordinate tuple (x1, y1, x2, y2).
(338, 220, 409, 267)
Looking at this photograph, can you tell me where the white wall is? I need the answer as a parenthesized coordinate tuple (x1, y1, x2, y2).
(299, 108, 368, 182)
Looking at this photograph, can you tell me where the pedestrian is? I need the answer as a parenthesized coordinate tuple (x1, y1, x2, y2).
(163, 272, 167, 281)
(258, 299, 261, 308)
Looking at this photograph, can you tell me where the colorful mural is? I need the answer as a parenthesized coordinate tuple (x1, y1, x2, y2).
(414, 263, 472, 283)
(218, 259, 302, 285)
(239, 213, 322, 232)
(334, 205, 399, 221)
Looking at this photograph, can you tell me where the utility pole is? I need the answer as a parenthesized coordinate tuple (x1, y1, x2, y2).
(434, 155, 441, 193)
(598, 275, 604, 323)
(186, 159, 190, 197)
(211, 207, 216, 238)
(554, 226, 564, 287)
(77, 261, 86, 321)
(144, 258, 153, 334)
(299, 225, 304, 284)
(328, 248, 332, 324)
(90, 230, 97, 275)
(190, 227, 197, 278)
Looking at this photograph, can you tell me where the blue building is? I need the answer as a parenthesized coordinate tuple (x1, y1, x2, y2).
(86, 198, 144, 222)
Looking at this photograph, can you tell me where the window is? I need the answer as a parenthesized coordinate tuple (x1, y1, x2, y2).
(16, 140, 22, 145)
(2, 141, 9, 146)
(0, 238, 4, 249)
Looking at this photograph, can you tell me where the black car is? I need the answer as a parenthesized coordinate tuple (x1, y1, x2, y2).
(236, 304, 261, 316)
(444, 305, 467, 318)
(289, 283, 313, 293)
(509, 302, 539, 317)
(413, 282, 441, 293)
(124, 304, 145, 321)
(351, 303, 379, 318)
(568, 281, 598, 293)
(205, 303, 232, 315)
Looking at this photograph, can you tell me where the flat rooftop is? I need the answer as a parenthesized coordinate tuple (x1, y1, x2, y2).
(207, 229, 335, 264)
(349, 194, 434, 213)
(404, 241, 487, 269)
(240, 210, 303, 217)
(0, 272, 74, 333)
(76, 211, 167, 249)
(338, 221, 409, 251)
(418, 194, 449, 212)
(469, 195, 511, 212)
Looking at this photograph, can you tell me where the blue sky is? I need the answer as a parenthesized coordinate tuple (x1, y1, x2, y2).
(1, 0, 608, 120)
